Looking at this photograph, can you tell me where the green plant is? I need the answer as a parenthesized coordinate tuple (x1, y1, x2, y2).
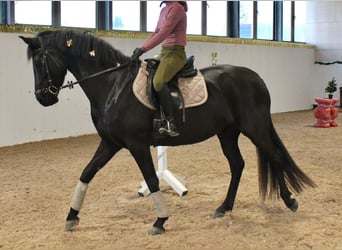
(325, 77, 337, 98)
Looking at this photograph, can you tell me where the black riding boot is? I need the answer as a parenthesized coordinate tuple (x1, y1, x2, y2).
(156, 85, 179, 137)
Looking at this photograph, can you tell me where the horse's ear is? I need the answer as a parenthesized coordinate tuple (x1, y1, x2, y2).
(19, 36, 41, 50)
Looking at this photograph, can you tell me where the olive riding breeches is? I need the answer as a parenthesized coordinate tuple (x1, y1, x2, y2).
(153, 45, 187, 92)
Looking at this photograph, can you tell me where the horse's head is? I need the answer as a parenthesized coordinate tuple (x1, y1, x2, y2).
(20, 33, 68, 106)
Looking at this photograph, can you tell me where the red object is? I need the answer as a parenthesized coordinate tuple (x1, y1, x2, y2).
(314, 98, 339, 127)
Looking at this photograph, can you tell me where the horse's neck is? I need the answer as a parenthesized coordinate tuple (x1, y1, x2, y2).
(66, 56, 137, 111)
(67, 58, 98, 82)
(67, 58, 116, 107)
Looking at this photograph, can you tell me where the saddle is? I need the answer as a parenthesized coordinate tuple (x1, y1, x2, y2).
(132, 56, 208, 112)
(132, 56, 208, 141)
(145, 56, 198, 109)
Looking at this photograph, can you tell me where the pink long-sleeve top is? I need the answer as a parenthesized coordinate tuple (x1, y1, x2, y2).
(140, 1, 187, 52)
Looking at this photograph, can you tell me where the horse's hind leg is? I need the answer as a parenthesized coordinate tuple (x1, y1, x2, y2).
(213, 127, 245, 218)
(65, 139, 121, 231)
(277, 169, 298, 211)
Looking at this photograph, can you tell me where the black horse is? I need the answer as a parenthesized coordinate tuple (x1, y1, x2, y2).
(20, 30, 315, 235)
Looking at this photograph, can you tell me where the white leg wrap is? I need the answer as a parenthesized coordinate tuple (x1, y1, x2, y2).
(151, 191, 169, 218)
(70, 181, 88, 211)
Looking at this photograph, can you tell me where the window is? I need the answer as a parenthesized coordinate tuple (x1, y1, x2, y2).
(61, 1, 95, 28)
(294, 1, 306, 42)
(207, 1, 227, 36)
(187, 1, 202, 35)
(240, 1, 254, 39)
(146, 1, 161, 32)
(283, 1, 292, 41)
(113, 1, 140, 31)
(257, 1, 273, 40)
(7, 1, 307, 44)
(14, 1, 51, 25)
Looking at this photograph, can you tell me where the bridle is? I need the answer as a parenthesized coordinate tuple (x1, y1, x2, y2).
(34, 37, 63, 96)
(35, 36, 128, 96)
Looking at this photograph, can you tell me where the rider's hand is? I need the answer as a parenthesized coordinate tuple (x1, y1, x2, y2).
(131, 47, 145, 61)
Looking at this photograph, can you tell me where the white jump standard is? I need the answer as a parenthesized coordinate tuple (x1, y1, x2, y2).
(138, 146, 188, 197)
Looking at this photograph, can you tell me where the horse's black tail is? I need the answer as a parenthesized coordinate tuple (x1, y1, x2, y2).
(257, 122, 316, 200)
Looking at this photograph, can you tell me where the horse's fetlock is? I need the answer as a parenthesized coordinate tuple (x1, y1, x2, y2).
(66, 207, 79, 221)
(153, 217, 168, 228)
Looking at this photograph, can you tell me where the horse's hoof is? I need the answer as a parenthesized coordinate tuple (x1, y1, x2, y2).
(65, 218, 80, 231)
(148, 226, 165, 235)
(212, 211, 225, 219)
(289, 199, 299, 212)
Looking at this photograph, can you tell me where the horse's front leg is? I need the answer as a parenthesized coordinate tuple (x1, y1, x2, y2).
(129, 145, 168, 235)
(65, 139, 121, 231)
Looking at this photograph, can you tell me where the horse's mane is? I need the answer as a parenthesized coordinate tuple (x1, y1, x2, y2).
(37, 30, 131, 67)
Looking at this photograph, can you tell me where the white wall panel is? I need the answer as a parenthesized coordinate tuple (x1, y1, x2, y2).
(306, 1, 342, 61)
(305, 1, 342, 107)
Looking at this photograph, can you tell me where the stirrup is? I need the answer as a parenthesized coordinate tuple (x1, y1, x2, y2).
(158, 120, 179, 137)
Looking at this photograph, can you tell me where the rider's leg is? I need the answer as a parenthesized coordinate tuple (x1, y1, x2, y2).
(153, 46, 186, 137)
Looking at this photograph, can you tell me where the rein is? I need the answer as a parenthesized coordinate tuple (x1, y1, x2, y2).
(60, 63, 129, 90)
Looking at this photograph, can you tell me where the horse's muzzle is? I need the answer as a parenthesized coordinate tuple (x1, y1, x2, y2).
(35, 92, 59, 106)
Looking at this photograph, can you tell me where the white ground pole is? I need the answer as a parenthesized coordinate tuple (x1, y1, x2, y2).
(138, 146, 188, 196)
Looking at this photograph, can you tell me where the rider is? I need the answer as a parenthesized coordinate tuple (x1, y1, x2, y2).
(131, 1, 188, 137)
